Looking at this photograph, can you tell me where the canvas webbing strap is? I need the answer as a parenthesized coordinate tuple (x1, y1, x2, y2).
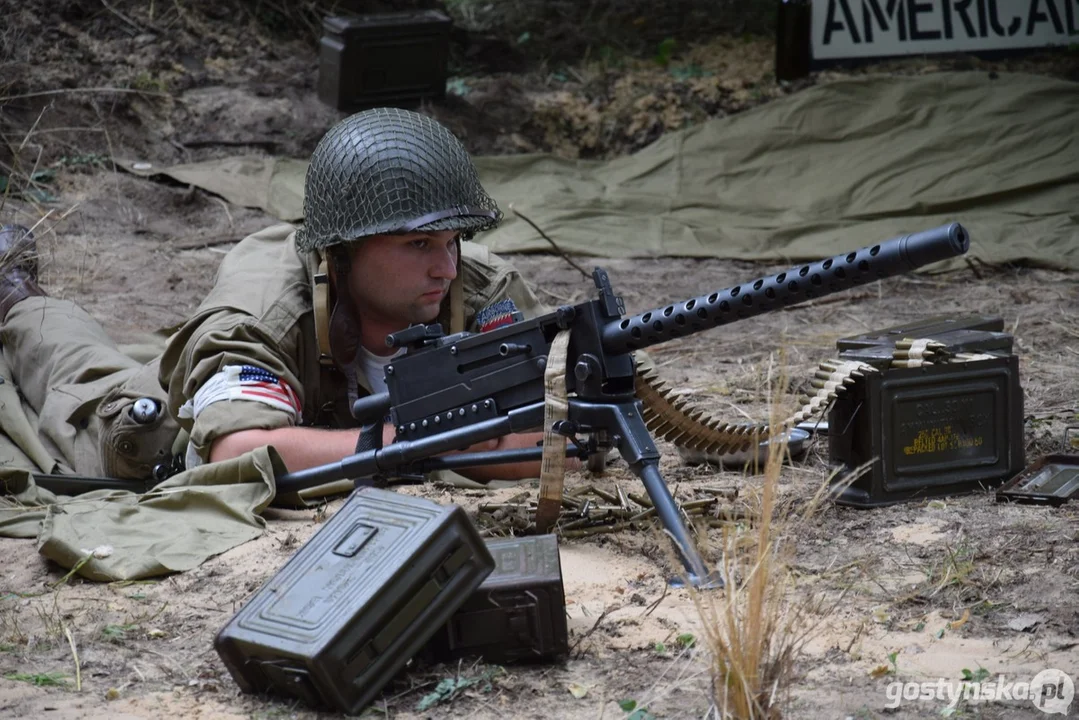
(449, 275, 464, 334)
(534, 329, 572, 533)
(313, 256, 333, 366)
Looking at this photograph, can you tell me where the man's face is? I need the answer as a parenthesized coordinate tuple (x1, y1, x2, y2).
(345, 229, 459, 330)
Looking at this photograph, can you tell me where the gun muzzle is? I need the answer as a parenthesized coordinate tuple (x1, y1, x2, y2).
(895, 222, 969, 269)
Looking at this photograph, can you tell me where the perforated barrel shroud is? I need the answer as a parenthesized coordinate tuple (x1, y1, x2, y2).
(213, 487, 494, 714)
(420, 534, 568, 664)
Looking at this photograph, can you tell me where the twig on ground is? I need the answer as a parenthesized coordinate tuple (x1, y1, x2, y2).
(570, 604, 615, 657)
(965, 257, 984, 280)
(139, 645, 192, 681)
(17, 106, 49, 152)
(790, 290, 876, 310)
(643, 580, 668, 616)
(0, 88, 171, 102)
(212, 197, 234, 230)
(16, 126, 108, 138)
(50, 552, 93, 589)
(532, 284, 575, 303)
(844, 621, 864, 653)
(63, 624, 82, 691)
(100, 0, 150, 34)
(509, 204, 591, 279)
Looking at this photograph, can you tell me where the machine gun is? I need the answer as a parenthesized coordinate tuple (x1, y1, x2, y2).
(277, 223, 971, 585)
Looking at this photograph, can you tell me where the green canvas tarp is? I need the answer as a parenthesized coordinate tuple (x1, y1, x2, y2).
(122, 71, 1079, 269)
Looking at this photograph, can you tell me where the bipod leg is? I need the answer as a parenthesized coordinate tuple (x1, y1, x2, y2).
(570, 399, 723, 589)
(634, 460, 724, 589)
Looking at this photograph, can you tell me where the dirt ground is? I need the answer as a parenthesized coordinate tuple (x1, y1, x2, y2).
(1, 3, 1078, 719)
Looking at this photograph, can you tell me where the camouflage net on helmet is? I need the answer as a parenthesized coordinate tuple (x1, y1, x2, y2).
(296, 108, 502, 253)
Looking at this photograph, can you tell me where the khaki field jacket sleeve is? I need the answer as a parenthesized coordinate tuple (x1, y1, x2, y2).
(159, 224, 312, 461)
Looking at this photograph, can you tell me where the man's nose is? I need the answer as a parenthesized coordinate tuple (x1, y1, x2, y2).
(430, 245, 458, 280)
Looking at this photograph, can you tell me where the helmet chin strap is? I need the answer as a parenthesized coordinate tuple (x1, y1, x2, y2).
(326, 246, 363, 369)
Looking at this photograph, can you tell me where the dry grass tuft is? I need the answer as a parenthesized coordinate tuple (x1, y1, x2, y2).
(687, 356, 855, 719)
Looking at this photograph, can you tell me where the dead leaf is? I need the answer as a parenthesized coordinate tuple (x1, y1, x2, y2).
(568, 682, 589, 699)
(869, 665, 892, 679)
(949, 608, 971, 630)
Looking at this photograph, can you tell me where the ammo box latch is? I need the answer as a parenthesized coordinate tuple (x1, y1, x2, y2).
(252, 659, 321, 707)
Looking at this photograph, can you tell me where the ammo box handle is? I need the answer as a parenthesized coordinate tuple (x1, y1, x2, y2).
(448, 599, 541, 650)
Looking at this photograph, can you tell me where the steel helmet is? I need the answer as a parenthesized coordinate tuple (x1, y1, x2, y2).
(295, 107, 502, 253)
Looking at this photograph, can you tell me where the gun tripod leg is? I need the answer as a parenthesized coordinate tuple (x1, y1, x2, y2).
(634, 461, 724, 589)
(572, 399, 723, 589)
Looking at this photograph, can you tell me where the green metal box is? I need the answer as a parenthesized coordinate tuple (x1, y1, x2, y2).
(214, 487, 494, 714)
(828, 316, 1025, 507)
(318, 11, 452, 112)
(421, 534, 568, 665)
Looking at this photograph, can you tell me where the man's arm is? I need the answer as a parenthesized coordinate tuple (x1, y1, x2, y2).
(210, 426, 551, 481)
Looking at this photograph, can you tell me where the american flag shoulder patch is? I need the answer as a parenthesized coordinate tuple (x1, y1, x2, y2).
(476, 298, 520, 333)
(233, 365, 302, 414)
(178, 364, 302, 421)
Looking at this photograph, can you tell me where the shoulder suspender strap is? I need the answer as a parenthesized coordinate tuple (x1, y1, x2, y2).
(313, 255, 334, 366)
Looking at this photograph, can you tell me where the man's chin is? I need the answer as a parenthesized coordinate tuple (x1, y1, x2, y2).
(411, 302, 443, 324)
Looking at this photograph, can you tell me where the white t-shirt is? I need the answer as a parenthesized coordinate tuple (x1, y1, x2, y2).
(357, 346, 405, 394)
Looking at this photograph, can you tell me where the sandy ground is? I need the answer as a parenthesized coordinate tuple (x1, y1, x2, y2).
(1, 4, 1077, 719)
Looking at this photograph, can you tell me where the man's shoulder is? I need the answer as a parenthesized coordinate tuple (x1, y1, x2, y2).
(227, 222, 301, 257)
(460, 238, 492, 264)
(244, 222, 298, 243)
(195, 222, 313, 325)
(218, 222, 306, 275)
(460, 239, 515, 277)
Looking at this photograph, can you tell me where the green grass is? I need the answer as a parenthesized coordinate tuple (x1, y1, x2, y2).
(5, 671, 68, 687)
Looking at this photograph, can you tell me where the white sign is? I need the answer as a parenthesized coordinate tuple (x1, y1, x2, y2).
(813, 0, 1079, 60)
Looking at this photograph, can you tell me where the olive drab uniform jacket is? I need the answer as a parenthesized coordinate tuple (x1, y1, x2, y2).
(1, 223, 544, 490)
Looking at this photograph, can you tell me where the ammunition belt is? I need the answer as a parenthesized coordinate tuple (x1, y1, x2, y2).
(634, 354, 764, 456)
(793, 359, 877, 425)
(636, 336, 994, 462)
(892, 337, 995, 367)
(634, 355, 875, 458)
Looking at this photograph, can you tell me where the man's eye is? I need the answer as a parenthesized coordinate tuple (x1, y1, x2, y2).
(411, 239, 429, 250)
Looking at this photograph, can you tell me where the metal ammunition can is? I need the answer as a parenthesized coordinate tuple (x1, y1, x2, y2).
(421, 534, 568, 664)
(214, 488, 493, 714)
(318, 11, 452, 112)
(828, 316, 1025, 507)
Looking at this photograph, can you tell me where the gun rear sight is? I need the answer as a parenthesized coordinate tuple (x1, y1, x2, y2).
(387, 323, 445, 350)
